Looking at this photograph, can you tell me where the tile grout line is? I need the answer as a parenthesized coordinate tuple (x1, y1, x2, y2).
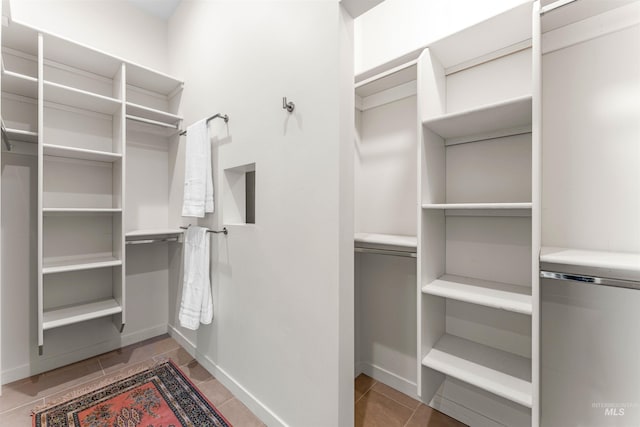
(403, 404, 421, 427)
(97, 358, 105, 376)
(0, 397, 43, 416)
(354, 378, 378, 405)
(372, 387, 421, 412)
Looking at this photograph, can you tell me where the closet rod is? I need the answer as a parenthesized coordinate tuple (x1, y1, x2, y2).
(540, 270, 640, 291)
(355, 247, 416, 258)
(126, 237, 179, 245)
(179, 113, 229, 136)
(126, 114, 180, 130)
(1, 124, 11, 151)
(180, 225, 229, 235)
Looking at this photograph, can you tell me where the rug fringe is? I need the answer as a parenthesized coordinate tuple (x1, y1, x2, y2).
(31, 357, 170, 415)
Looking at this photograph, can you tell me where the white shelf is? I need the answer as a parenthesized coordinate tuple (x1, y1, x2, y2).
(126, 102, 182, 126)
(423, 203, 532, 210)
(43, 255, 121, 275)
(43, 208, 122, 215)
(422, 334, 532, 408)
(540, 247, 640, 281)
(42, 298, 122, 330)
(423, 274, 532, 315)
(126, 63, 183, 95)
(1, 69, 38, 98)
(423, 95, 532, 144)
(44, 80, 121, 115)
(541, 0, 637, 33)
(43, 144, 122, 163)
(126, 228, 184, 238)
(4, 128, 38, 144)
(354, 232, 417, 248)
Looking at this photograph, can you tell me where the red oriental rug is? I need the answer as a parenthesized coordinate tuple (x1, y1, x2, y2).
(32, 360, 232, 427)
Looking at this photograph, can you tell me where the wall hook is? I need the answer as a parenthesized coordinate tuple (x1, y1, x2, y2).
(282, 97, 295, 113)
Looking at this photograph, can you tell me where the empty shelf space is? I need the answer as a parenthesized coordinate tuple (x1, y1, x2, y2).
(43, 255, 121, 274)
(126, 63, 183, 95)
(423, 274, 532, 315)
(354, 232, 417, 248)
(2, 69, 38, 98)
(423, 95, 532, 144)
(42, 298, 122, 330)
(3, 128, 38, 143)
(43, 144, 122, 162)
(125, 228, 184, 238)
(540, 247, 640, 282)
(422, 334, 532, 408)
(44, 80, 121, 114)
(126, 102, 182, 125)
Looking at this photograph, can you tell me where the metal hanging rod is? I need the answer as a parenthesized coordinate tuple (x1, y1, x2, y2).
(180, 225, 228, 235)
(126, 114, 180, 130)
(1, 124, 11, 151)
(179, 113, 229, 136)
(540, 270, 640, 291)
(354, 246, 416, 258)
(126, 237, 180, 245)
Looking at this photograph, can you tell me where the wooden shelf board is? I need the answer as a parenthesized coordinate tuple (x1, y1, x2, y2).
(540, 247, 640, 281)
(43, 144, 121, 163)
(423, 95, 532, 142)
(44, 80, 121, 115)
(2, 69, 38, 98)
(43, 298, 122, 330)
(126, 102, 182, 125)
(4, 128, 38, 144)
(126, 228, 184, 238)
(43, 255, 121, 274)
(423, 274, 532, 315)
(422, 334, 532, 408)
(354, 232, 417, 249)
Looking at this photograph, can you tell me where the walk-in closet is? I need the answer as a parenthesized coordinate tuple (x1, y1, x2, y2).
(1, 0, 639, 426)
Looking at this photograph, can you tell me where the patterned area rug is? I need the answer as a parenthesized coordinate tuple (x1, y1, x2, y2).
(32, 360, 231, 427)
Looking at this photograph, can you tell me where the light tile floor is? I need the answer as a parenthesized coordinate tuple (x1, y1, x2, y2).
(0, 335, 265, 427)
(355, 374, 467, 427)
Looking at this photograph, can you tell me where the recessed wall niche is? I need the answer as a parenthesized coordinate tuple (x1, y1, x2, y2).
(223, 163, 256, 225)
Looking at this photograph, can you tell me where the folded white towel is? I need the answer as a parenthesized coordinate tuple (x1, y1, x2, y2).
(182, 119, 214, 218)
(179, 226, 213, 330)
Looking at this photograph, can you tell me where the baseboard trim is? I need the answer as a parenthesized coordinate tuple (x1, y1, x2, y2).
(357, 361, 418, 400)
(167, 325, 288, 427)
(1, 324, 168, 385)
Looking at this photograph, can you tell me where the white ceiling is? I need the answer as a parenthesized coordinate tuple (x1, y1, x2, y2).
(127, 0, 182, 20)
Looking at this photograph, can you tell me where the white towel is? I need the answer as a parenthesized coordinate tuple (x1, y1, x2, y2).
(179, 226, 213, 330)
(182, 119, 214, 218)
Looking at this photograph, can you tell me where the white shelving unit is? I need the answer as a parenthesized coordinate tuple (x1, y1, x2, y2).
(1, 18, 184, 354)
(417, 3, 538, 426)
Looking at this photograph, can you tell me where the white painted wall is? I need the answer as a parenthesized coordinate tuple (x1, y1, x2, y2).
(7, 0, 169, 73)
(167, 2, 353, 426)
(354, 0, 530, 74)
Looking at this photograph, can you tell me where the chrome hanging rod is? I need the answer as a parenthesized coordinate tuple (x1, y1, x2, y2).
(126, 237, 179, 245)
(354, 247, 416, 258)
(179, 113, 229, 136)
(180, 225, 228, 235)
(126, 114, 180, 130)
(1, 123, 11, 151)
(540, 270, 640, 291)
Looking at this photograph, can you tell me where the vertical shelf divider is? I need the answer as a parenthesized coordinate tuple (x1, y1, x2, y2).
(37, 32, 44, 354)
